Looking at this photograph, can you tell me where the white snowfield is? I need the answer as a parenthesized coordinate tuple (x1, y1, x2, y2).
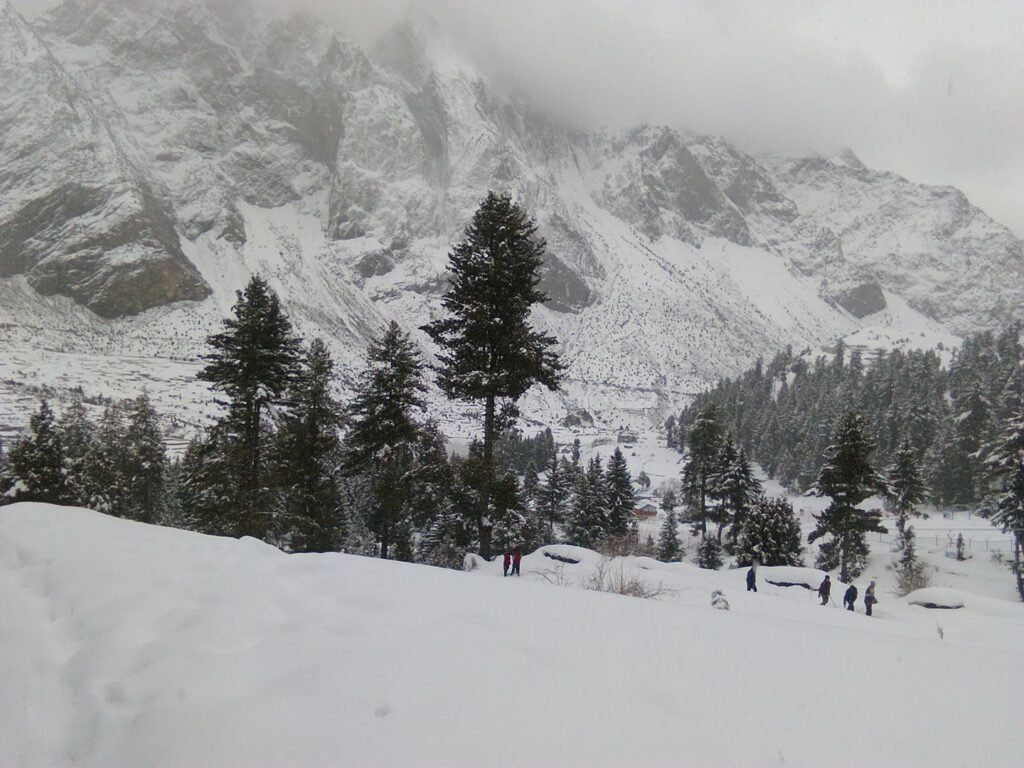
(1, 504, 1022, 768)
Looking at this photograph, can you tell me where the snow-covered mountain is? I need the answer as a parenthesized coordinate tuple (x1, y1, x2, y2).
(1, 0, 1020, 432)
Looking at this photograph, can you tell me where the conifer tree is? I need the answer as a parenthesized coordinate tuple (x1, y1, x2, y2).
(566, 456, 607, 548)
(0, 435, 11, 502)
(338, 479, 380, 558)
(808, 411, 887, 582)
(521, 460, 540, 505)
(893, 524, 929, 595)
(657, 508, 683, 562)
(277, 339, 345, 552)
(536, 452, 570, 541)
(122, 393, 166, 522)
(423, 192, 563, 557)
(713, 438, 762, 545)
(85, 404, 130, 516)
(343, 322, 428, 560)
(604, 447, 635, 538)
(949, 380, 992, 501)
(180, 428, 235, 536)
(735, 496, 804, 567)
(158, 459, 192, 530)
(665, 415, 678, 450)
(661, 488, 678, 515)
(490, 473, 530, 554)
(570, 438, 582, 476)
(985, 398, 1024, 600)
(403, 420, 454, 538)
(199, 275, 301, 539)
(59, 396, 94, 505)
(682, 400, 724, 537)
(885, 439, 927, 551)
(8, 399, 70, 504)
(418, 505, 466, 569)
(697, 535, 723, 569)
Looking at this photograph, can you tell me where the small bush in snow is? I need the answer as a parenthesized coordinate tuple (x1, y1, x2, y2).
(710, 590, 730, 610)
(892, 525, 932, 596)
(697, 536, 723, 569)
(585, 557, 669, 599)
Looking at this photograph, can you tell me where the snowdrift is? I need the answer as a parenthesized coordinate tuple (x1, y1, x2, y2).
(2, 503, 1022, 768)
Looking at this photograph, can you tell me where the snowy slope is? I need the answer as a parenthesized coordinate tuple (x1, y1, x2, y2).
(1, 502, 1022, 767)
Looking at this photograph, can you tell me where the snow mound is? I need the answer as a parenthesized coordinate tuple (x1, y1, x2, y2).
(906, 587, 967, 609)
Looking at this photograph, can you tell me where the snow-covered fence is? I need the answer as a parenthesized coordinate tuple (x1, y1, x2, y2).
(866, 530, 1014, 554)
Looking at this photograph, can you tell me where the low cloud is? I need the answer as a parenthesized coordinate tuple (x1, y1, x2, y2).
(303, 0, 1024, 236)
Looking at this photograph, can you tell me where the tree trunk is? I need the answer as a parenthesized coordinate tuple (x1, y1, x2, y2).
(1015, 533, 1023, 602)
(699, 475, 707, 538)
(479, 394, 496, 559)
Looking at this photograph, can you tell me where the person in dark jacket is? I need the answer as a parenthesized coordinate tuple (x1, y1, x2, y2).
(746, 566, 757, 592)
(843, 584, 858, 611)
(818, 575, 831, 605)
(512, 547, 522, 576)
(502, 551, 511, 577)
(864, 580, 878, 616)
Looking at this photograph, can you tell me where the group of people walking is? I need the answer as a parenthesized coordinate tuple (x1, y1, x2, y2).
(746, 567, 878, 616)
(819, 575, 878, 615)
(502, 548, 522, 577)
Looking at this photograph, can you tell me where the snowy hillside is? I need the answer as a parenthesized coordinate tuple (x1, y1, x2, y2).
(1, 0, 1021, 434)
(2, 502, 1022, 767)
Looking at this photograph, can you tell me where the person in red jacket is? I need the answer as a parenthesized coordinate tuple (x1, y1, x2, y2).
(502, 551, 511, 577)
(512, 547, 522, 576)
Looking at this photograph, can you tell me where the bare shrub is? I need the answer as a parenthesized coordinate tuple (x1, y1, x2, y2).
(584, 557, 671, 599)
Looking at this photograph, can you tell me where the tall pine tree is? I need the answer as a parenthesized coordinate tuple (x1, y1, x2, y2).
(122, 393, 167, 523)
(536, 453, 570, 542)
(423, 192, 563, 557)
(566, 456, 608, 548)
(198, 275, 301, 539)
(343, 322, 427, 560)
(985, 397, 1024, 600)
(885, 438, 927, 552)
(682, 400, 724, 538)
(277, 339, 345, 552)
(604, 447, 635, 538)
(712, 439, 762, 546)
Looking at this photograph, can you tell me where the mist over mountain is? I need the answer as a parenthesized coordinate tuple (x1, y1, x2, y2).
(0, 0, 1021, 429)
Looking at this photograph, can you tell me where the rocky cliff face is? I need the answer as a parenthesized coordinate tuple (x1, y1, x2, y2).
(0, 0, 1020, 421)
(0, 0, 210, 317)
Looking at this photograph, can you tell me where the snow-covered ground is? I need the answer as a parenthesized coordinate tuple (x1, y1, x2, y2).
(2, 502, 1021, 768)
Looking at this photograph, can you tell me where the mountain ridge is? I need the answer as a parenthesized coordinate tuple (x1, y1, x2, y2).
(0, 0, 1020, 430)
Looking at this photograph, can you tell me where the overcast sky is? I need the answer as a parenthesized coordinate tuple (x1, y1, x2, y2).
(18, 0, 1024, 236)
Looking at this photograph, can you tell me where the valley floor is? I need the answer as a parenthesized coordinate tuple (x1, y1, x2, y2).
(1, 502, 1021, 768)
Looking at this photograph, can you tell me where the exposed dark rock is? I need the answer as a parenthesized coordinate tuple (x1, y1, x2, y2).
(562, 410, 594, 428)
(539, 253, 591, 313)
(831, 280, 887, 318)
(354, 250, 396, 279)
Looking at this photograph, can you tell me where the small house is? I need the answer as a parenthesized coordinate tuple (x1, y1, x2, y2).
(633, 501, 659, 519)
